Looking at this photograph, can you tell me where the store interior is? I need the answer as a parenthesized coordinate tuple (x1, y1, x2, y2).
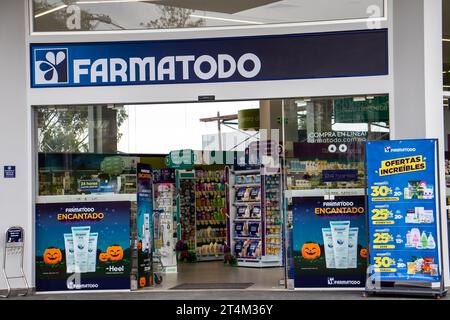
(35, 95, 389, 290)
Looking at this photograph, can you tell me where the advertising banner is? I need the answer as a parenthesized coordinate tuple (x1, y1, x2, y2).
(30, 29, 388, 88)
(292, 196, 367, 288)
(136, 163, 153, 288)
(36, 202, 131, 292)
(366, 139, 441, 282)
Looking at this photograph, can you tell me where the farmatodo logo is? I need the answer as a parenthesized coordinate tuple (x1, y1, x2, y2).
(34, 49, 68, 85)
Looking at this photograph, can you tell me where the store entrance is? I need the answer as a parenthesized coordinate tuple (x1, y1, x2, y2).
(34, 94, 390, 293)
(35, 99, 286, 292)
(128, 100, 285, 290)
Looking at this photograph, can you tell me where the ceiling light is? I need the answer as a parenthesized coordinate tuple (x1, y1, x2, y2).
(34, 4, 67, 18)
(190, 14, 263, 25)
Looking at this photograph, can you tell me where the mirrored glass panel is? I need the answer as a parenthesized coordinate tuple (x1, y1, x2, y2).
(32, 0, 385, 32)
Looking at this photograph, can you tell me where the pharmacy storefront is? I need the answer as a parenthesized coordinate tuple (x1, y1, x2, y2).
(0, 0, 448, 295)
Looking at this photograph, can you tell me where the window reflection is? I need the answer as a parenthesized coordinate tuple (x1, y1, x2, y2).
(32, 0, 385, 32)
(283, 95, 389, 191)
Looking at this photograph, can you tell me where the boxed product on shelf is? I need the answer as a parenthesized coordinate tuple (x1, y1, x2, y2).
(249, 187, 261, 201)
(235, 174, 261, 185)
(236, 204, 261, 219)
(235, 221, 246, 237)
(248, 222, 261, 237)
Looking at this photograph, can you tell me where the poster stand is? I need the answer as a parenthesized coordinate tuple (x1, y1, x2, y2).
(1, 226, 29, 298)
(363, 139, 447, 299)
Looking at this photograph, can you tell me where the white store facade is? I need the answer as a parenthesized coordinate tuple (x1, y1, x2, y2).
(0, 0, 448, 294)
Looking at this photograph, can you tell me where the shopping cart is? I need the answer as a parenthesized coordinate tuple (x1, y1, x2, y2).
(152, 209, 166, 285)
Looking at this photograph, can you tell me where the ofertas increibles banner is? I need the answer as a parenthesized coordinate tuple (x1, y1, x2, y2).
(292, 196, 367, 288)
(36, 202, 131, 292)
(136, 163, 153, 288)
(366, 139, 441, 282)
(30, 29, 388, 88)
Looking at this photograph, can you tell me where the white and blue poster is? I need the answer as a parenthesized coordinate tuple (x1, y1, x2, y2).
(36, 201, 131, 291)
(366, 139, 441, 282)
(292, 196, 367, 288)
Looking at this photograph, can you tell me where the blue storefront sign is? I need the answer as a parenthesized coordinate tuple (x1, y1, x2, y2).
(30, 29, 388, 88)
(4, 166, 16, 178)
(366, 139, 441, 283)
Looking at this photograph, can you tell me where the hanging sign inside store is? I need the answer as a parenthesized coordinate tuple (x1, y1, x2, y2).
(292, 196, 367, 288)
(238, 108, 260, 131)
(333, 96, 389, 123)
(35, 201, 131, 292)
(366, 139, 441, 283)
(30, 29, 388, 88)
(136, 163, 154, 288)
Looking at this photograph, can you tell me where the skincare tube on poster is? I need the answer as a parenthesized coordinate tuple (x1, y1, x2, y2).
(347, 228, 359, 269)
(330, 221, 350, 269)
(322, 228, 335, 269)
(87, 232, 98, 273)
(143, 213, 150, 251)
(72, 226, 91, 273)
(64, 234, 75, 274)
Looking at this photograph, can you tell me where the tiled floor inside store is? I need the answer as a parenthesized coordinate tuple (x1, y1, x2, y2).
(155, 261, 285, 290)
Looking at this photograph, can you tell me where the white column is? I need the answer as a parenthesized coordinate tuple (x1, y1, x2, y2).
(0, 0, 32, 291)
(392, 0, 449, 286)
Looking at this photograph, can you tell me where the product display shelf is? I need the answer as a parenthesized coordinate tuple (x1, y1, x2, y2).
(176, 170, 196, 252)
(229, 166, 283, 267)
(153, 181, 178, 273)
(262, 172, 283, 265)
(194, 169, 227, 261)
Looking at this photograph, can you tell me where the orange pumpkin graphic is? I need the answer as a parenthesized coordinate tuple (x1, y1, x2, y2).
(99, 252, 109, 262)
(301, 242, 321, 260)
(360, 248, 368, 258)
(107, 245, 124, 261)
(139, 277, 146, 287)
(43, 247, 62, 265)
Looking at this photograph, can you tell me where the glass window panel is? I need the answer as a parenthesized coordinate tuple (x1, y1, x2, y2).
(32, 0, 385, 32)
(443, 0, 450, 92)
(282, 94, 389, 288)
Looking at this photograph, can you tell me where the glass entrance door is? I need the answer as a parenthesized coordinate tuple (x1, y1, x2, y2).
(281, 95, 390, 289)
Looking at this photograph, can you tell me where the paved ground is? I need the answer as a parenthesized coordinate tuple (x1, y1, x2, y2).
(4, 263, 446, 300)
(4, 288, 446, 300)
